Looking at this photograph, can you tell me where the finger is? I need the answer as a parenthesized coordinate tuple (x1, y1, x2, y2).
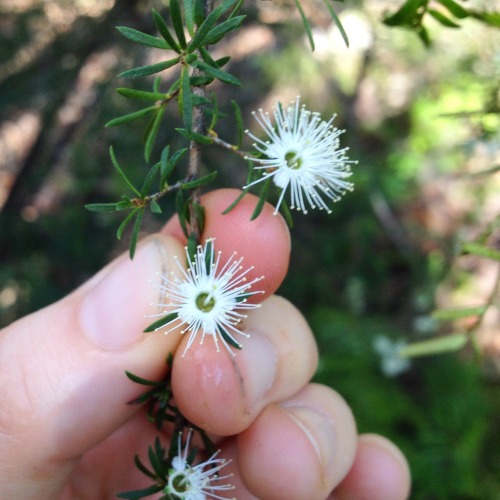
(233, 384, 357, 500)
(333, 434, 411, 500)
(162, 188, 291, 298)
(0, 235, 185, 497)
(172, 295, 319, 435)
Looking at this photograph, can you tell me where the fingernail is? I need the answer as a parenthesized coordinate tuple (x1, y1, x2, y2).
(241, 333, 277, 408)
(80, 237, 170, 350)
(281, 404, 337, 471)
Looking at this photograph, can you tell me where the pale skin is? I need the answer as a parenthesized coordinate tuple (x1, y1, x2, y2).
(0, 189, 411, 499)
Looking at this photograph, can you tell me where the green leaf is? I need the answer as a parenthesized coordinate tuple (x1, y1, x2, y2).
(251, 176, 271, 220)
(417, 25, 431, 46)
(190, 74, 214, 86)
(181, 171, 218, 189)
(428, 8, 460, 27)
(176, 189, 189, 238)
(179, 64, 193, 130)
(203, 237, 214, 272)
(117, 484, 164, 499)
(153, 75, 161, 93)
(116, 196, 134, 210)
(144, 313, 178, 332)
(191, 59, 241, 86)
(159, 145, 171, 185)
(187, 5, 223, 53)
(194, 202, 205, 235)
(129, 208, 144, 259)
(147, 439, 167, 479)
(169, 0, 187, 49)
(160, 147, 188, 187)
(150, 199, 162, 214)
(229, 0, 245, 19)
(214, 55, 231, 68)
(115, 26, 170, 49)
(462, 242, 500, 261)
(209, 93, 219, 130)
(432, 306, 487, 321)
(469, 10, 500, 27)
(293, 0, 315, 51)
(280, 199, 294, 228)
(116, 88, 166, 101)
(105, 106, 157, 127)
(184, 0, 195, 35)
(125, 370, 164, 386)
(144, 107, 166, 162)
(219, 326, 242, 349)
(222, 188, 249, 214)
(133, 455, 157, 480)
(167, 78, 181, 95)
(218, 0, 239, 18)
(200, 15, 245, 47)
(176, 127, 214, 144)
(437, 0, 469, 19)
(152, 8, 180, 52)
(383, 0, 426, 27)
(323, 0, 349, 47)
(191, 94, 211, 107)
(231, 99, 244, 148)
(109, 146, 141, 196)
(118, 57, 180, 79)
(140, 162, 161, 197)
(199, 45, 217, 65)
(186, 233, 198, 264)
(400, 333, 468, 357)
(85, 202, 123, 212)
(117, 208, 139, 240)
(194, 0, 205, 26)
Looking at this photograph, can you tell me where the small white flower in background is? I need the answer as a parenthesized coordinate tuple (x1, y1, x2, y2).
(373, 335, 411, 377)
(244, 96, 355, 214)
(151, 239, 264, 356)
(165, 429, 235, 500)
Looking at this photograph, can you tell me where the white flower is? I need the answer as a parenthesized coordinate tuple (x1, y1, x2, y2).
(151, 239, 264, 355)
(165, 429, 235, 500)
(244, 96, 355, 214)
(373, 335, 411, 377)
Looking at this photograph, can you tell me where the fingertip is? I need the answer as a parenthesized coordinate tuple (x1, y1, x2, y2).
(237, 404, 322, 500)
(334, 433, 411, 500)
(171, 342, 244, 435)
(162, 189, 291, 298)
(236, 384, 358, 500)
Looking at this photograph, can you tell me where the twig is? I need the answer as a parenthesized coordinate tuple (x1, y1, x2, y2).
(187, 0, 215, 241)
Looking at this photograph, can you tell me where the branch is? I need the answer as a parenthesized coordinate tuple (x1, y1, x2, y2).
(187, 0, 216, 241)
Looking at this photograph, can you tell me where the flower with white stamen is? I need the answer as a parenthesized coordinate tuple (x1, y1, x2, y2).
(165, 429, 235, 500)
(244, 96, 355, 214)
(150, 239, 264, 355)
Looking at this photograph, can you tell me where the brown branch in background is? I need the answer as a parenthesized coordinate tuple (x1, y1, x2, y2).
(187, 0, 215, 242)
(188, 76, 204, 241)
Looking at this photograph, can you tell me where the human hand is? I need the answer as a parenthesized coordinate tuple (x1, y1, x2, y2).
(0, 189, 410, 499)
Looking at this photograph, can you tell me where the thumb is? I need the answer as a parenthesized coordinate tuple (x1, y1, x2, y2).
(0, 234, 184, 496)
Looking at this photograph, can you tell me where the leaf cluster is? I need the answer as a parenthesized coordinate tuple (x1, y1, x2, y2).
(85, 146, 196, 258)
(118, 356, 218, 499)
(110, 0, 244, 144)
(383, 0, 500, 46)
(87, 0, 253, 255)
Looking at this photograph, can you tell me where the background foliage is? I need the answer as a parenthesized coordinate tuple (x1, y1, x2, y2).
(1, 0, 499, 498)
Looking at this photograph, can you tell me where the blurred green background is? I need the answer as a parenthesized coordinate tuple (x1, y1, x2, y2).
(1, 1, 499, 498)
